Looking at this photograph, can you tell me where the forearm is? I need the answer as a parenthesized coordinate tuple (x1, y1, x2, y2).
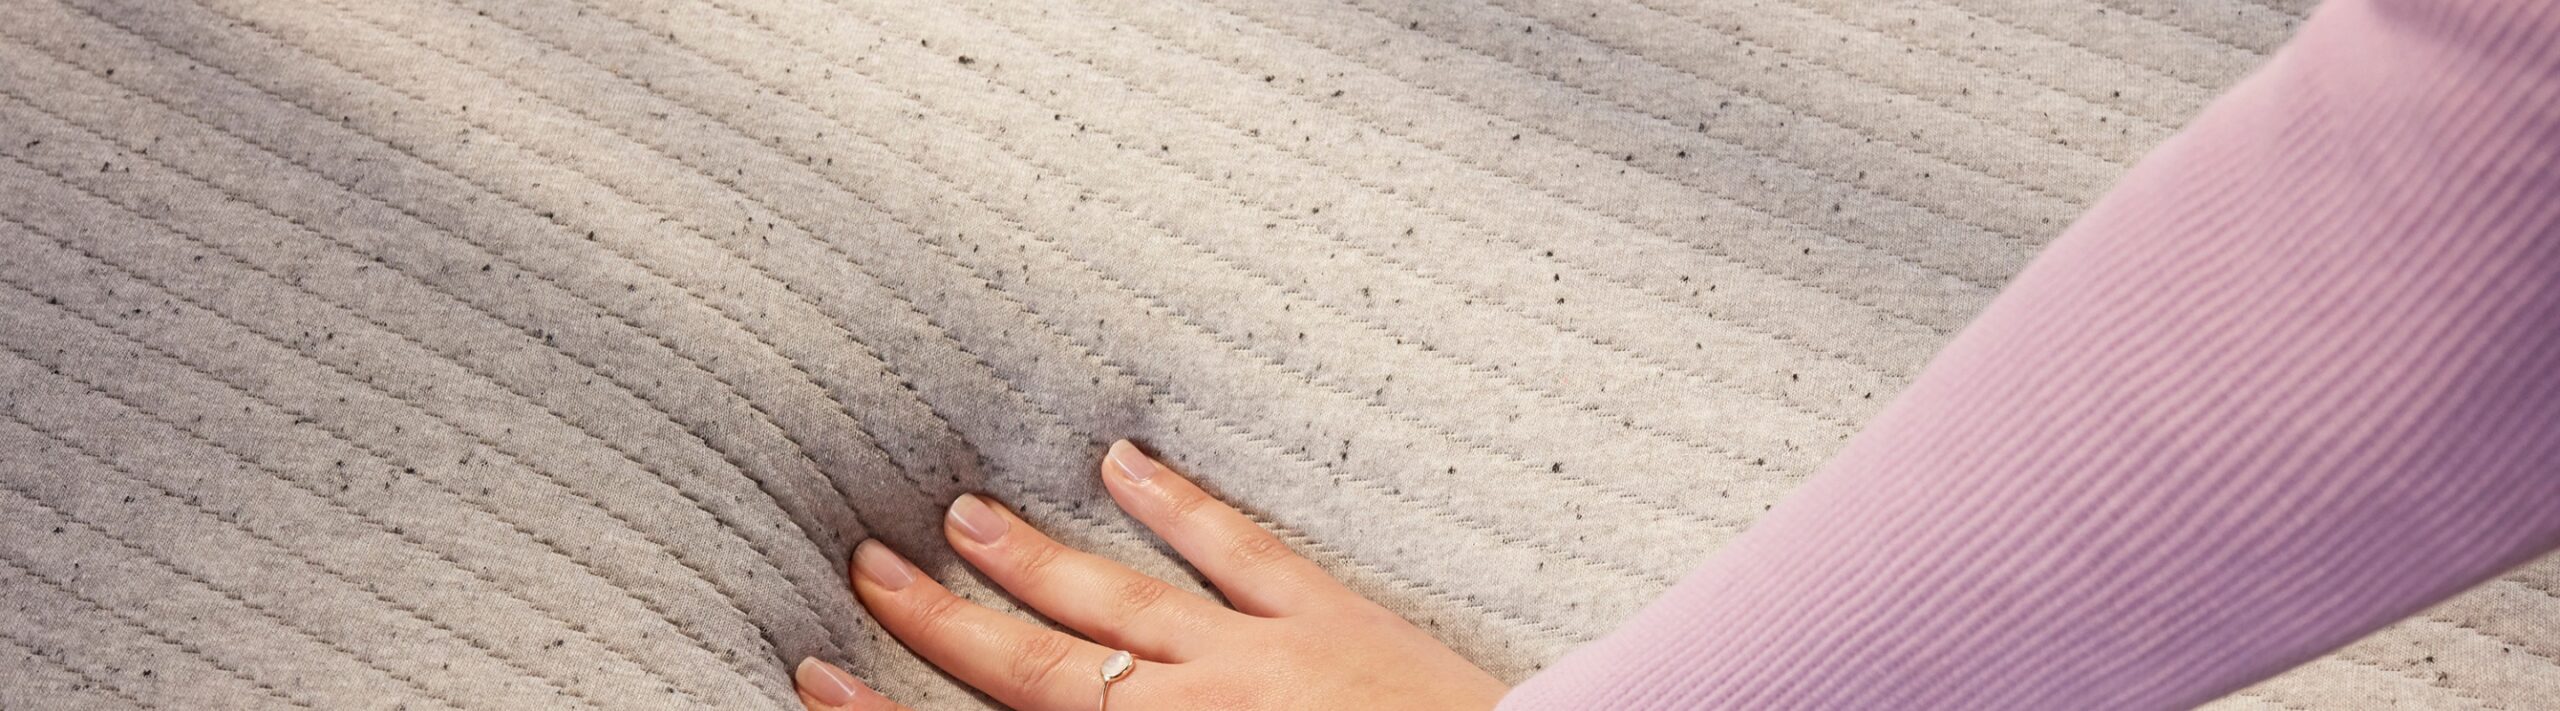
(1502, 1, 2560, 708)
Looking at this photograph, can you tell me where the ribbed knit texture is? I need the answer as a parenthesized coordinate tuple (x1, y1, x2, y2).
(1501, 0, 2560, 708)
(3, 0, 2555, 709)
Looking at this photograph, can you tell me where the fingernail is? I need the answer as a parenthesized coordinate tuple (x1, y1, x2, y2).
(947, 493, 1009, 545)
(794, 657, 866, 707)
(1106, 440, 1156, 482)
(852, 540, 916, 591)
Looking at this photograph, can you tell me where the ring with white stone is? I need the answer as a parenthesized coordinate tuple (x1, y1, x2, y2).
(1097, 650, 1135, 711)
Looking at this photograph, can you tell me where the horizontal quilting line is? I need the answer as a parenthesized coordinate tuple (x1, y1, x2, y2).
(979, 0, 1968, 360)
(0, 257, 748, 705)
(567, 0, 1776, 548)
(1162, 0, 2015, 306)
(37, 0, 822, 554)
(314, 0, 1576, 675)
(5, 5, 2498, 711)
(2348, 653, 2516, 709)
(221, 0, 876, 564)
(939, 222, 1705, 585)
(0, 61, 807, 681)
(455, 0, 1638, 636)
(2342, 612, 2533, 707)
(2238, 0, 2307, 15)
(0, 381, 612, 710)
(1054, 2, 2009, 330)
(1084, 1, 1996, 359)
(1362, 0, 2093, 244)
(68, 0, 866, 662)
(898, 158, 1636, 648)
(1455, 0, 2113, 217)
(1944, 0, 2264, 88)
(319, 0, 982, 500)
(284, 17, 1159, 671)
(839, 0, 1790, 528)
(324, 3, 1067, 600)
(2254, 0, 2319, 19)
(2514, 573, 2560, 599)
(2088, 0, 2281, 55)
(290, 1, 927, 564)
(926, 0, 1880, 428)
(0, 476, 463, 709)
(2, 6, 814, 599)
(0, 631, 153, 708)
(997, 8, 1951, 393)
(1617, 0, 2166, 158)
(0, 234, 814, 711)
(841, 5, 1821, 477)
(1815, 0, 2224, 96)
(618, 0, 1697, 613)
(381, 4, 1072, 517)
(1015, 158, 1811, 489)
(0, 202, 773, 703)
(2330, 646, 2514, 710)
(839, 0, 1884, 452)
(2420, 612, 2560, 682)
(1773, 0, 2196, 127)
(1321, 0, 2084, 279)
(606, 8, 1713, 610)
(632, 113, 1628, 641)
(780, 144, 1620, 647)
(2430, 582, 2560, 664)
(0, 552, 317, 709)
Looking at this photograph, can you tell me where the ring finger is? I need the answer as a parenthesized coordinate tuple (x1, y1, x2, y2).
(850, 540, 1170, 711)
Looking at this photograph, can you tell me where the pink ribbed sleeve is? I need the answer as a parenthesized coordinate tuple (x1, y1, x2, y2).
(1498, 1, 2560, 708)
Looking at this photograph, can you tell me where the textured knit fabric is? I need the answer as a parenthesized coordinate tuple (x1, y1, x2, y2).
(1502, 0, 2560, 708)
(1, 0, 2554, 709)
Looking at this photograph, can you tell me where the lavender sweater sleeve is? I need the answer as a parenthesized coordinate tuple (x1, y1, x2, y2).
(1498, 1, 2560, 708)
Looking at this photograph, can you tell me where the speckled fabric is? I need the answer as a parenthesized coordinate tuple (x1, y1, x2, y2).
(0, 0, 2549, 709)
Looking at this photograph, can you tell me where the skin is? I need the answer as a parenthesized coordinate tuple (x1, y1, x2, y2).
(790, 440, 1508, 711)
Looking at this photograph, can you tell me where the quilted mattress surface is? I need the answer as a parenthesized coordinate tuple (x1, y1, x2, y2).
(2, 0, 2554, 708)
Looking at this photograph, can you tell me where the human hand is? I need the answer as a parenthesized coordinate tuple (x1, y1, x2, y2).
(791, 441, 1509, 711)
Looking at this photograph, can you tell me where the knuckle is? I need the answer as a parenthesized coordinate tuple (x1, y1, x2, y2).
(1003, 633, 1078, 696)
(1100, 575, 1174, 634)
(1005, 539, 1070, 587)
(905, 593, 968, 639)
(1162, 488, 1219, 525)
(1224, 531, 1298, 572)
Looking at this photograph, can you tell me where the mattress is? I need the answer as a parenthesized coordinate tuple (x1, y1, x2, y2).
(1, 0, 2552, 708)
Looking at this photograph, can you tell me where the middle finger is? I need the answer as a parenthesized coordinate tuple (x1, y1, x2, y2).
(944, 494, 1239, 662)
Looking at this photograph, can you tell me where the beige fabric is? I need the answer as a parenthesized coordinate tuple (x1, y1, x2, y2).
(0, 0, 2550, 708)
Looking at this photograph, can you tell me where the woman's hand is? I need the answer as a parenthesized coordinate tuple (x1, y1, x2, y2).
(791, 441, 1509, 711)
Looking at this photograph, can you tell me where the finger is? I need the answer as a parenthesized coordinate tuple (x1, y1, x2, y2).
(792, 657, 911, 711)
(850, 540, 1140, 711)
(944, 493, 1241, 661)
(1099, 440, 1345, 616)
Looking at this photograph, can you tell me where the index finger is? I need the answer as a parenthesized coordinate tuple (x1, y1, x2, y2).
(1099, 441, 1347, 616)
(792, 657, 912, 711)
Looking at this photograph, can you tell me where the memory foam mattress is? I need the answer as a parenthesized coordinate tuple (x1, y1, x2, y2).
(1, 0, 2553, 708)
